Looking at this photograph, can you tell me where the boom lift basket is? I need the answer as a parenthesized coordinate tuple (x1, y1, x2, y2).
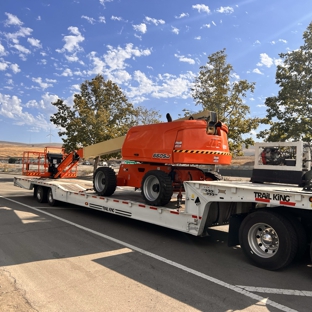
(22, 147, 78, 178)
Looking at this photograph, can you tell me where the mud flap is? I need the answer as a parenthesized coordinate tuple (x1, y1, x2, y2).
(228, 213, 247, 247)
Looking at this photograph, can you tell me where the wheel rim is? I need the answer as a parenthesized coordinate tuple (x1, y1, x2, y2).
(247, 222, 279, 258)
(94, 171, 106, 191)
(143, 175, 160, 201)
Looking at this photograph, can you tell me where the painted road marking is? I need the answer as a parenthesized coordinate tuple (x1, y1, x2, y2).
(2, 196, 298, 312)
(237, 286, 312, 297)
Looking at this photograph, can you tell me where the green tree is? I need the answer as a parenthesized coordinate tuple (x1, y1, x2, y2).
(136, 106, 162, 124)
(50, 75, 160, 166)
(257, 22, 312, 142)
(191, 49, 262, 155)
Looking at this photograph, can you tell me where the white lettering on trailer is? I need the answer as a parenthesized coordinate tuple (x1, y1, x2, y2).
(1, 196, 298, 312)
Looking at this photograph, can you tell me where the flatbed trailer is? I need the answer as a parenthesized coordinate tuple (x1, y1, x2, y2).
(14, 176, 312, 271)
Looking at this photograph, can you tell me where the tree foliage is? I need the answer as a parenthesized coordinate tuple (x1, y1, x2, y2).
(136, 106, 162, 125)
(50, 75, 160, 162)
(257, 22, 312, 142)
(191, 49, 262, 155)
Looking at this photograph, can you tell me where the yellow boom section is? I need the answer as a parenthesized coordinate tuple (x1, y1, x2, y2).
(83, 136, 126, 159)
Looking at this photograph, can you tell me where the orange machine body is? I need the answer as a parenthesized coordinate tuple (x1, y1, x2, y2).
(117, 118, 231, 189)
(121, 119, 231, 165)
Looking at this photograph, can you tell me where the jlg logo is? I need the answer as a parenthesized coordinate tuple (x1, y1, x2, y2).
(152, 153, 170, 159)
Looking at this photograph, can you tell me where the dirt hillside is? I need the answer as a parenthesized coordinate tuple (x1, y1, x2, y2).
(0, 141, 254, 165)
(0, 142, 62, 159)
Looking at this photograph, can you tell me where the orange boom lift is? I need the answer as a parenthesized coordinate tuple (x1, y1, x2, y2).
(92, 111, 231, 206)
(22, 111, 231, 206)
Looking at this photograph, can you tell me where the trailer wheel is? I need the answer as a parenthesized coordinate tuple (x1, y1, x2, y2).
(93, 167, 117, 196)
(283, 213, 308, 261)
(47, 188, 57, 206)
(141, 170, 173, 206)
(36, 186, 47, 203)
(239, 210, 298, 270)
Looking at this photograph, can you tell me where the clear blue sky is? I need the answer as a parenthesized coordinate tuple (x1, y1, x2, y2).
(0, 0, 311, 144)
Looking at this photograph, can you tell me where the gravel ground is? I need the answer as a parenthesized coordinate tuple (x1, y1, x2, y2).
(0, 270, 36, 312)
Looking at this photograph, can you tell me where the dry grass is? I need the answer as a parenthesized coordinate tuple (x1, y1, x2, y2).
(0, 142, 62, 158)
(231, 155, 254, 166)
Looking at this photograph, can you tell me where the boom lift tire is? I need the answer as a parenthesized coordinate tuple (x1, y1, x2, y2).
(36, 186, 47, 203)
(141, 170, 173, 206)
(47, 188, 57, 206)
(205, 171, 222, 181)
(93, 167, 117, 196)
(239, 210, 298, 270)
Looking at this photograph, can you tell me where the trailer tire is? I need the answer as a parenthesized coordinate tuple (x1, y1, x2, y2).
(47, 188, 57, 206)
(283, 213, 308, 261)
(205, 171, 222, 181)
(36, 186, 47, 203)
(239, 210, 298, 270)
(93, 167, 117, 196)
(142, 170, 173, 206)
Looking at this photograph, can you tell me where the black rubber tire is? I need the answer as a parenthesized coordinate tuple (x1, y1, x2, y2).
(283, 213, 308, 261)
(141, 170, 173, 206)
(310, 242, 312, 264)
(239, 210, 298, 270)
(36, 186, 47, 203)
(93, 167, 117, 196)
(47, 188, 57, 206)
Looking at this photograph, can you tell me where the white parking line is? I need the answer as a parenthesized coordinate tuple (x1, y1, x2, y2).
(237, 286, 312, 297)
(2, 196, 298, 312)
